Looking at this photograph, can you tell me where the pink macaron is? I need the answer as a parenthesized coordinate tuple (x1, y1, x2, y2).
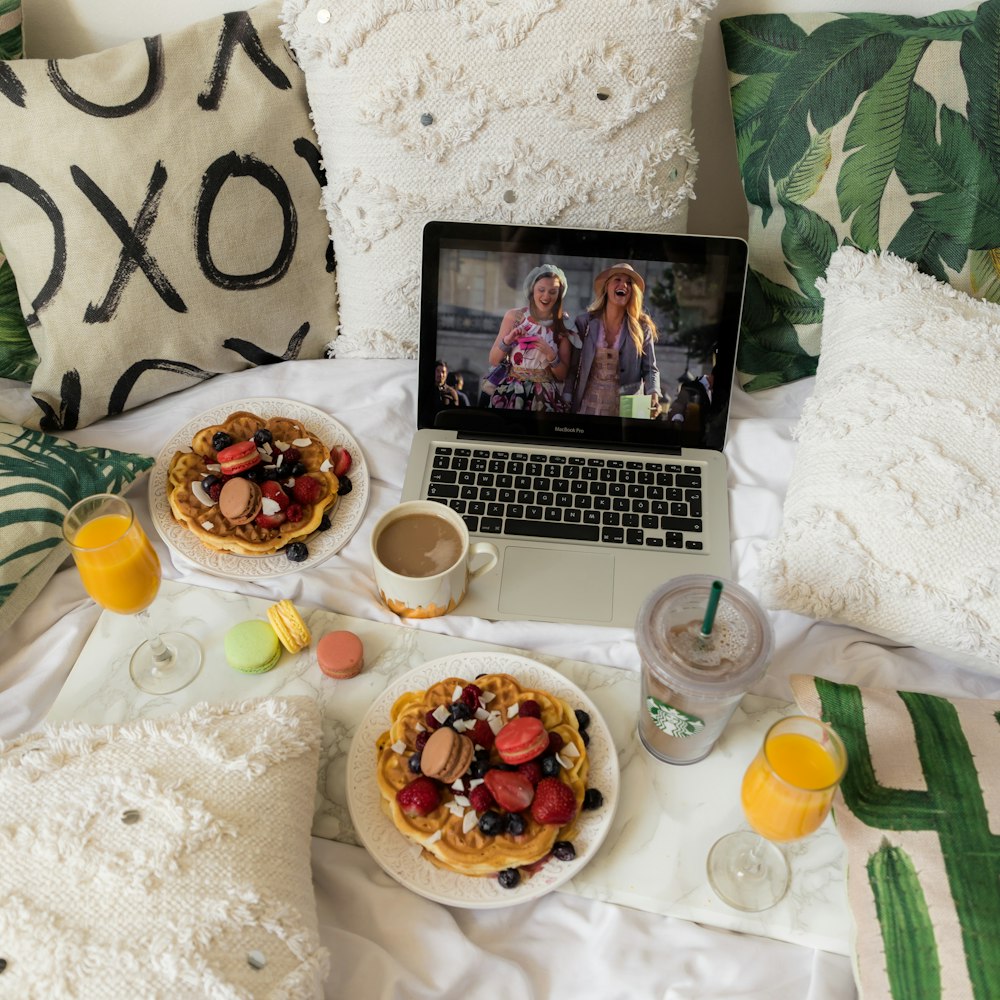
(317, 630, 364, 679)
(495, 715, 549, 765)
(216, 439, 261, 476)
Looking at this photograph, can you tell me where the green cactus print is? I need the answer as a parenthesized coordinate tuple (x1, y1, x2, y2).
(722, 1, 1000, 391)
(815, 677, 1000, 1000)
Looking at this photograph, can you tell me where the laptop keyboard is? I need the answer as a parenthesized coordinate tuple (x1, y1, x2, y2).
(424, 445, 705, 550)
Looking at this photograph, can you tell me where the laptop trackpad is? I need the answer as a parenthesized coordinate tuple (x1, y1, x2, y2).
(498, 546, 615, 622)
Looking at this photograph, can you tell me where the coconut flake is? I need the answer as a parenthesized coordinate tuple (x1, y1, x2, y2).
(391, 740, 406, 755)
(474, 707, 490, 720)
(469, 778, 484, 789)
(487, 713, 504, 735)
(555, 753, 570, 770)
(432, 704, 450, 725)
(276, 440, 290, 451)
(507, 703, 520, 718)
(320, 458, 332, 472)
(452, 684, 464, 702)
(275, 453, 284, 468)
(447, 801, 464, 818)
(293, 437, 312, 447)
(462, 810, 479, 835)
(206, 463, 222, 473)
(563, 743, 580, 758)
(200, 520, 214, 531)
(480, 691, 496, 704)
(454, 795, 471, 808)
(191, 481, 215, 507)
(415, 722, 426, 733)
(450, 778, 465, 791)
(453, 719, 474, 733)
(424, 830, 442, 846)
(261, 497, 281, 516)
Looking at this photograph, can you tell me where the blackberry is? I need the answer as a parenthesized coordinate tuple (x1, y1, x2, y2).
(574, 709, 591, 731)
(408, 753, 422, 774)
(583, 788, 604, 811)
(497, 868, 520, 889)
(338, 475, 353, 496)
(212, 431, 233, 451)
(539, 754, 560, 778)
(506, 813, 526, 836)
(253, 429, 273, 447)
(478, 810, 506, 837)
(552, 841, 576, 862)
(318, 515, 332, 532)
(285, 542, 309, 563)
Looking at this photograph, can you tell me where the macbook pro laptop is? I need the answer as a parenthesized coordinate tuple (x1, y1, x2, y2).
(402, 221, 748, 626)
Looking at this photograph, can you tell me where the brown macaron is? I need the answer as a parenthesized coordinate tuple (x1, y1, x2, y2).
(218, 477, 262, 525)
(420, 726, 474, 785)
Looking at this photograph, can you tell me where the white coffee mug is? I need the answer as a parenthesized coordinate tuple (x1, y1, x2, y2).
(370, 501, 499, 618)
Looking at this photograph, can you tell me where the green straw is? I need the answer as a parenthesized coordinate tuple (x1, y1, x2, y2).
(700, 580, 724, 638)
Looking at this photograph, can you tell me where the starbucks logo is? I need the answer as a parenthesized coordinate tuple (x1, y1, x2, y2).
(646, 697, 705, 739)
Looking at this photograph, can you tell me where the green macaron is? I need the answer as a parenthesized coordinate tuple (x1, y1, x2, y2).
(224, 619, 281, 674)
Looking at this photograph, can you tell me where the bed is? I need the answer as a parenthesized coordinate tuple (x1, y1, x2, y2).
(3, 0, 999, 998)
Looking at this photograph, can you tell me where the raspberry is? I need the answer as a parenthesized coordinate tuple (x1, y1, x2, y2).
(414, 731, 431, 751)
(425, 711, 442, 731)
(396, 776, 441, 817)
(285, 503, 304, 523)
(468, 785, 495, 813)
(202, 475, 223, 501)
(519, 699, 541, 719)
(277, 446, 301, 467)
(293, 476, 323, 505)
(517, 760, 543, 788)
(530, 778, 578, 826)
(459, 683, 482, 712)
(469, 719, 495, 751)
(547, 732, 565, 754)
(260, 480, 290, 510)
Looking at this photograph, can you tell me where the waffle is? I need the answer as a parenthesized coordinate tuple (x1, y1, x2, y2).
(167, 410, 339, 556)
(376, 673, 589, 878)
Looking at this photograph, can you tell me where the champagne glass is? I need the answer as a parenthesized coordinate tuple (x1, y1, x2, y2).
(63, 493, 202, 695)
(706, 715, 846, 911)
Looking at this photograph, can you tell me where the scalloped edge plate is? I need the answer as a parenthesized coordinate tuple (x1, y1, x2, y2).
(347, 652, 620, 908)
(149, 397, 369, 579)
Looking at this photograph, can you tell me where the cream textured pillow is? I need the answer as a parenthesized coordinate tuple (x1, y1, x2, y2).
(281, 0, 716, 358)
(0, 697, 329, 999)
(760, 247, 1000, 674)
(0, 0, 336, 431)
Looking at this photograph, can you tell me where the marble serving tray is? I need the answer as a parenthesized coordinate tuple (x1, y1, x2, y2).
(47, 580, 851, 955)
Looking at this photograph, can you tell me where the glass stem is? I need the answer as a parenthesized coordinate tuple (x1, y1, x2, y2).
(740, 836, 767, 879)
(136, 609, 174, 670)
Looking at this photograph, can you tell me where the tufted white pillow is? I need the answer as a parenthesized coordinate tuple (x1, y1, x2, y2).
(760, 247, 1000, 675)
(281, 0, 717, 358)
(0, 697, 329, 999)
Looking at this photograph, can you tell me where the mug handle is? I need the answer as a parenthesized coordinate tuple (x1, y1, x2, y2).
(468, 540, 499, 579)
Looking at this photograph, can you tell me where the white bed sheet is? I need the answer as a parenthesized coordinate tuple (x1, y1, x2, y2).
(4, 358, 998, 999)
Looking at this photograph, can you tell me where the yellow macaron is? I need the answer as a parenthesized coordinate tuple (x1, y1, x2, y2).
(267, 599, 311, 654)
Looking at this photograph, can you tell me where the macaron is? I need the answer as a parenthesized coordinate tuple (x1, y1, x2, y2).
(495, 716, 549, 765)
(267, 599, 311, 654)
(317, 630, 364, 679)
(420, 726, 474, 784)
(218, 477, 262, 525)
(216, 439, 261, 476)
(225, 619, 281, 674)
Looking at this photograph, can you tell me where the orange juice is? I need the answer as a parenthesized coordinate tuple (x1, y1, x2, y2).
(741, 731, 842, 842)
(72, 513, 161, 615)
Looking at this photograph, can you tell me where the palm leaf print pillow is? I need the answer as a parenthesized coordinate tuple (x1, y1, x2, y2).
(722, 1, 1000, 391)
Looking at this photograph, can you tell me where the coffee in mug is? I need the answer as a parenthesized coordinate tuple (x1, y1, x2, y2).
(371, 501, 499, 618)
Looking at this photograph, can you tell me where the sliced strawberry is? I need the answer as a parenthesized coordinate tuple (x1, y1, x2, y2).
(255, 510, 286, 530)
(332, 445, 352, 477)
(469, 719, 495, 751)
(396, 776, 441, 817)
(531, 777, 577, 826)
(484, 769, 535, 813)
(292, 475, 323, 505)
(260, 480, 290, 510)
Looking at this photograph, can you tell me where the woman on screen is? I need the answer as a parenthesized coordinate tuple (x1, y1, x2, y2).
(486, 265, 573, 412)
(566, 263, 660, 417)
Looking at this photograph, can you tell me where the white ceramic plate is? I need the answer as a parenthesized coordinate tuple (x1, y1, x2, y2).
(347, 652, 619, 908)
(149, 397, 369, 579)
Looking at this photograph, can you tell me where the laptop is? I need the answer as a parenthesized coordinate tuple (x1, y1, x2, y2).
(401, 221, 748, 627)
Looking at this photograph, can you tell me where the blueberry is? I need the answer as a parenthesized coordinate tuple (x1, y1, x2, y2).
(506, 813, 526, 836)
(408, 753, 422, 774)
(286, 542, 309, 563)
(450, 701, 471, 721)
(478, 811, 506, 837)
(470, 758, 491, 779)
(575, 709, 591, 730)
(246, 465, 267, 482)
(540, 754, 560, 778)
(583, 788, 604, 811)
(253, 429, 273, 447)
(202, 474, 222, 491)
(290, 461, 307, 477)
(338, 475, 353, 496)
(581, 730, 590, 747)
(497, 868, 520, 889)
(318, 515, 332, 531)
(212, 431, 233, 451)
(552, 841, 576, 862)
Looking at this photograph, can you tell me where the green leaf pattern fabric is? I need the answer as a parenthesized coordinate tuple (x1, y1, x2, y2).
(722, 2, 1000, 390)
(0, 420, 153, 633)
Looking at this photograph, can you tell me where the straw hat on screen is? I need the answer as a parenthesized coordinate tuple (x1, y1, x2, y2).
(593, 262, 645, 295)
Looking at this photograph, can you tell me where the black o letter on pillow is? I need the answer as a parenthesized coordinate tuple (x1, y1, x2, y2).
(47, 37, 165, 118)
(195, 152, 297, 290)
(0, 165, 66, 326)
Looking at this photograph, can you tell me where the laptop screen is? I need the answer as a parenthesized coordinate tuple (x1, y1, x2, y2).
(418, 221, 747, 452)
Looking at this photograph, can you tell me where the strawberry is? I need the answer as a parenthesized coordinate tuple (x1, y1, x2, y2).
(531, 777, 577, 826)
(484, 769, 535, 813)
(260, 480, 290, 511)
(468, 784, 495, 813)
(293, 475, 323, 505)
(396, 776, 441, 817)
(469, 719, 495, 751)
(332, 445, 352, 477)
(517, 760, 543, 788)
